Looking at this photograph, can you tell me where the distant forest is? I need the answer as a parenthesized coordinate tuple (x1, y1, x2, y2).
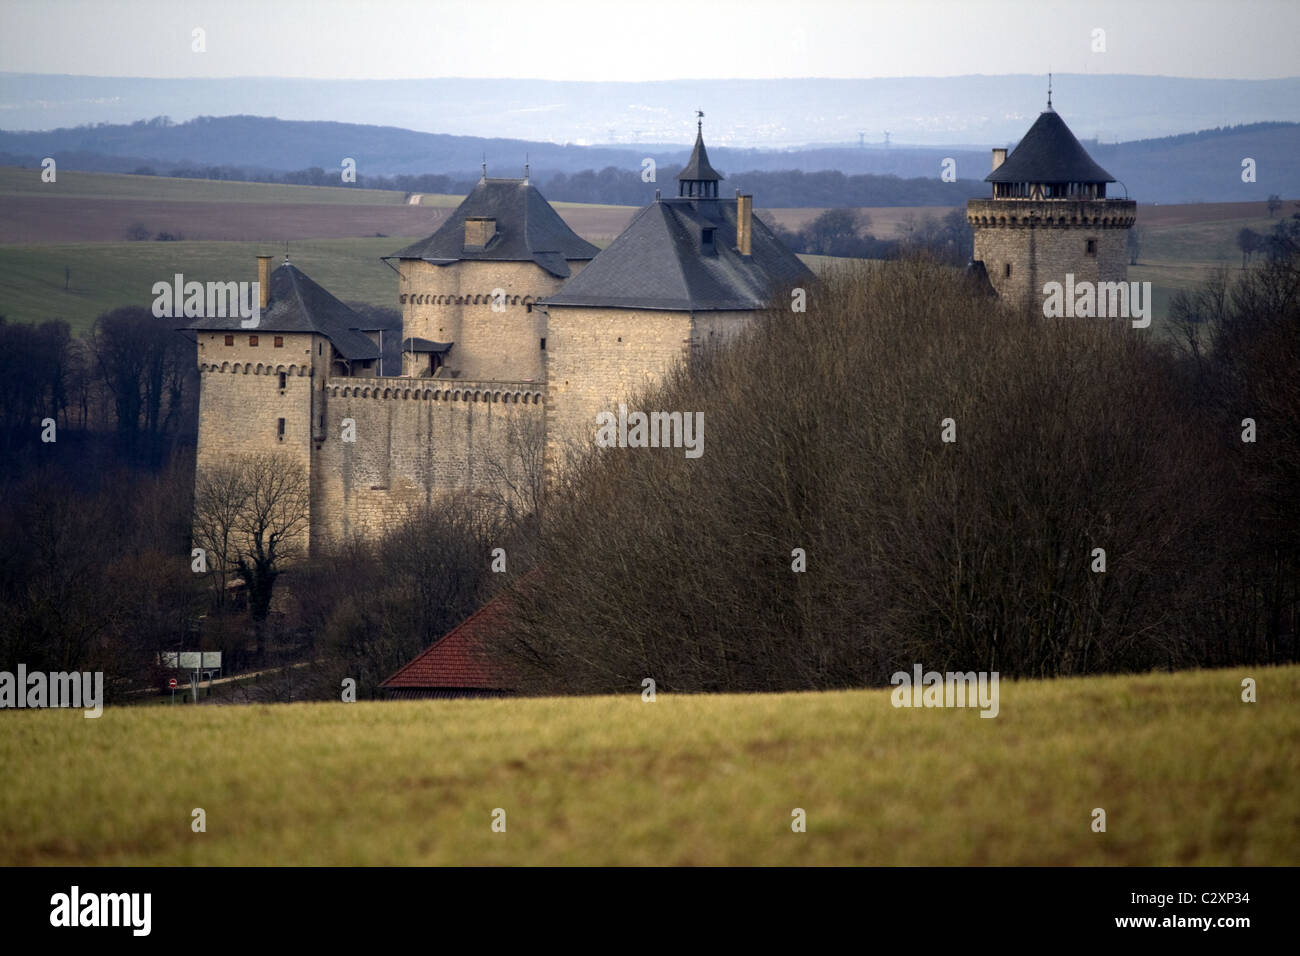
(0, 153, 987, 209)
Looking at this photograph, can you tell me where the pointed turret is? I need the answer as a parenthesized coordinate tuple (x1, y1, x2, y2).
(677, 113, 722, 199)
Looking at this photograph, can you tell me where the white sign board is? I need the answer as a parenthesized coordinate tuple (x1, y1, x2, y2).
(160, 651, 222, 669)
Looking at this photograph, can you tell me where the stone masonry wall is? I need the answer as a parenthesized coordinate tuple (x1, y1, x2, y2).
(543, 306, 756, 471)
(194, 329, 318, 473)
(310, 377, 545, 547)
(968, 199, 1136, 312)
(399, 259, 587, 382)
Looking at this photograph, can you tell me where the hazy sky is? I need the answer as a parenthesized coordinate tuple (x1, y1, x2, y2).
(1, 0, 1296, 81)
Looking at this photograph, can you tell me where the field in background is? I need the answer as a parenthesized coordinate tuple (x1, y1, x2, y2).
(1, 665, 1294, 865)
(0, 238, 408, 333)
(0, 166, 1291, 331)
(0, 166, 412, 205)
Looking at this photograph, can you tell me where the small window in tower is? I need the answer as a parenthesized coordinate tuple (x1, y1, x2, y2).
(540, 337, 546, 351)
(702, 227, 716, 248)
(1004, 263, 1012, 278)
(224, 334, 234, 346)
(279, 372, 287, 389)
(249, 335, 259, 347)
(274, 336, 284, 348)
(277, 417, 285, 441)
(1086, 239, 1097, 256)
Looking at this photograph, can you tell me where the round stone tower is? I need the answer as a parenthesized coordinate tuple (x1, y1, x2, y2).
(967, 91, 1136, 313)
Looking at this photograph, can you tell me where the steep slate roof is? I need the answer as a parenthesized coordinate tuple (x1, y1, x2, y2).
(544, 198, 812, 312)
(379, 595, 514, 694)
(677, 128, 722, 183)
(185, 261, 379, 361)
(386, 178, 599, 278)
(987, 109, 1116, 184)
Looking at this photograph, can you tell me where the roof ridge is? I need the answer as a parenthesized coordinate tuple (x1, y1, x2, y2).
(286, 263, 311, 333)
(660, 203, 701, 306)
(378, 593, 507, 687)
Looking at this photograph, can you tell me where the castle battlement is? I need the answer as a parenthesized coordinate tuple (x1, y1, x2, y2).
(200, 361, 312, 376)
(324, 376, 544, 404)
(966, 198, 1136, 230)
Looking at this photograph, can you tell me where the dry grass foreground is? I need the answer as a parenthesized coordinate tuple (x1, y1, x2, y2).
(1, 665, 1296, 865)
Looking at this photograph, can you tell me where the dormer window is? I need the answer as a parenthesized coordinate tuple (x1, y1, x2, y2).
(702, 227, 716, 250)
(464, 217, 497, 249)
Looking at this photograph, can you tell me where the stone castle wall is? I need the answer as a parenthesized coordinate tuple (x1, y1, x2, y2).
(968, 198, 1136, 312)
(310, 377, 545, 547)
(543, 306, 755, 469)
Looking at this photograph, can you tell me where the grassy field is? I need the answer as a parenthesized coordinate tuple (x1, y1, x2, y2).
(0, 238, 413, 332)
(1, 665, 1295, 865)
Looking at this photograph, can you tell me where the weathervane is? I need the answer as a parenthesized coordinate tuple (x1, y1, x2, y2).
(696, 109, 704, 132)
(481, 154, 487, 180)
(1047, 73, 1053, 109)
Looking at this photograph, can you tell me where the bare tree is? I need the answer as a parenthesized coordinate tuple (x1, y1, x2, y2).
(479, 412, 547, 532)
(1127, 225, 1145, 265)
(192, 465, 248, 610)
(193, 452, 310, 659)
(89, 306, 194, 465)
(1237, 227, 1262, 269)
(234, 453, 310, 627)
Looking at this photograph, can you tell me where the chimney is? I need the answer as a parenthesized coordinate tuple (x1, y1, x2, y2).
(256, 255, 271, 310)
(464, 217, 496, 248)
(736, 191, 753, 257)
(991, 148, 1007, 172)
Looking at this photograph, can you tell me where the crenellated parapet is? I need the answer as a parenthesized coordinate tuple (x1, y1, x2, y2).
(399, 292, 539, 308)
(199, 361, 313, 376)
(323, 376, 544, 404)
(966, 199, 1137, 230)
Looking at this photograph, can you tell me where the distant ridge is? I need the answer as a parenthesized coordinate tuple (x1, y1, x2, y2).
(2, 73, 1298, 146)
(2, 115, 1296, 205)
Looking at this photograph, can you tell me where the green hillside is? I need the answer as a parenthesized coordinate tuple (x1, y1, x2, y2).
(0, 238, 410, 332)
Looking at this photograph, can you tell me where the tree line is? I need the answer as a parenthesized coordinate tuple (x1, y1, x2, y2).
(122, 162, 984, 209)
(483, 217, 1300, 693)
(4, 215, 1297, 703)
(771, 207, 974, 263)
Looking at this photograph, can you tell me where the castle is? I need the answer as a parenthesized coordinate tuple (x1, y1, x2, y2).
(190, 101, 1131, 554)
(188, 121, 812, 551)
(966, 90, 1136, 309)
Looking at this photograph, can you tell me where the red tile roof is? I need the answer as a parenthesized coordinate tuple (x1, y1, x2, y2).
(380, 595, 514, 692)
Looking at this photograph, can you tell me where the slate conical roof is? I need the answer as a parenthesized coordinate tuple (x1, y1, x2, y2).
(986, 109, 1115, 184)
(386, 178, 599, 277)
(677, 128, 722, 183)
(186, 261, 379, 360)
(544, 198, 811, 312)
